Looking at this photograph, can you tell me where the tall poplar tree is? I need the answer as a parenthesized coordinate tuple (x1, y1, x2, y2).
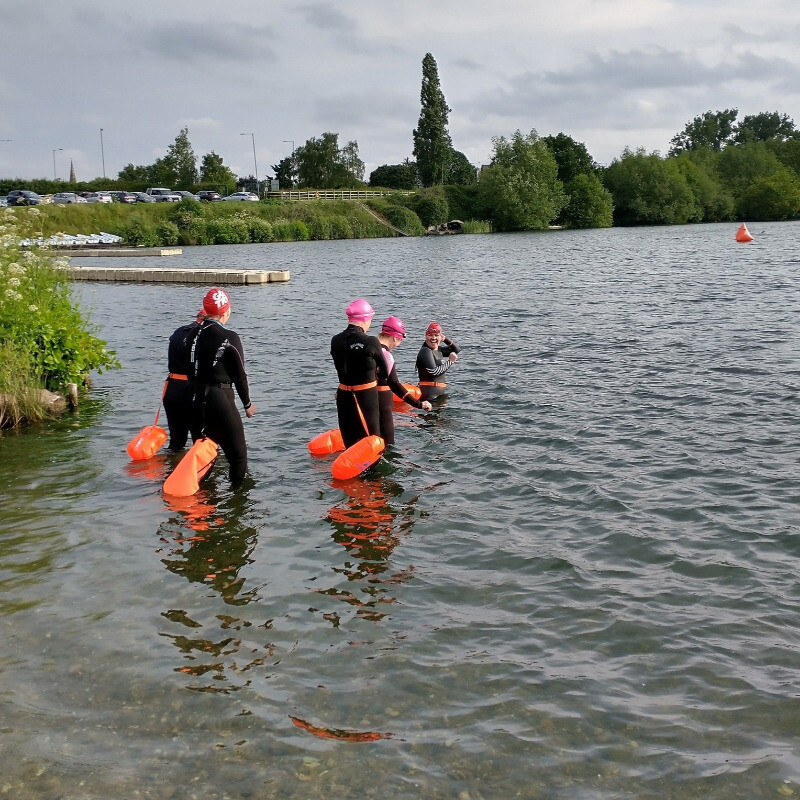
(413, 53, 452, 187)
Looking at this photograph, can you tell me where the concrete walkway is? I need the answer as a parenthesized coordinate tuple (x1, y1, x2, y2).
(63, 265, 289, 284)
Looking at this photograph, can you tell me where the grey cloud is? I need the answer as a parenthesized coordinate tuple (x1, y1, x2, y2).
(296, 3, 354, 32)
(142, 21, 278, 64)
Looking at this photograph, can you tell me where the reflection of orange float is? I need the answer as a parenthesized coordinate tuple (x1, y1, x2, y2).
(331, 435, 385, 480)
(392, 383, 421, 406)
(735, 223, 754, 243)
(163, 437, 219, 497)
(308, 428, 345, 455)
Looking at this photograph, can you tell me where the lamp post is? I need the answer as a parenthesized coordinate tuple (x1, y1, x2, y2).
(52, 148, 63, 180)
(100, 128, 106, 178)
(240, 132, 259, 196)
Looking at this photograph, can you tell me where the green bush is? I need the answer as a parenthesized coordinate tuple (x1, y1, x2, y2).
(409, 188, 450, 227)
(329, 216, 353, 239)
(272, 219, 309, 241)
(0, 215, 118, 408)
(247, 218, 273, 243)
(205, 217, 250, 244)
(121, 214, 161, 246)
(155, 219, 180, 246)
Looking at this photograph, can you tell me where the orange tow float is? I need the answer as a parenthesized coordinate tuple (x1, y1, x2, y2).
(392, 382, 421, 406)
(331, 435, 385, 480)
(126, 380, 169, 461)
(735, 223, 754, 243)
(163, 436, 219, 497)
(308, 428, 345, 455)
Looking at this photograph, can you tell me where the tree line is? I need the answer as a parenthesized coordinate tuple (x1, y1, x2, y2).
(5, 55, 800, 230)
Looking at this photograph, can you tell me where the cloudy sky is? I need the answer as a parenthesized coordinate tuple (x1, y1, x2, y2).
(2, 0, 799, 184)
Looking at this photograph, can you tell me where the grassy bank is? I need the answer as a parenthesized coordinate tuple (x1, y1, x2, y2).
(16, 195, 491, 247)
(0, 207, 119, 427)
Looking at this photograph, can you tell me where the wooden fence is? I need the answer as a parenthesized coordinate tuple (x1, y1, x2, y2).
(264, 189, 414, 201)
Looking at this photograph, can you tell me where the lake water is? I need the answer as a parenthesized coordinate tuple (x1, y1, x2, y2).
(2, 222, 800, 799)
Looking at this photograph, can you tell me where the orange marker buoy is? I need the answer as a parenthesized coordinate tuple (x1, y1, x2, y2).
(331, 435, 385, 480)
(392, 383, 422, 406)
(308, 428, 345, 455)
(126, 424, 168, 461)
(163, 437, 219, 497)
(736, 223, 754, 243)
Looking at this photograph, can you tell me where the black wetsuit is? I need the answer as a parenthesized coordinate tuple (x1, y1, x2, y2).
(189, 319, 253, 484)
(378, 343, 425, 445)
(330, 324, 388, 448)
(416, 337, 460, 401)
(163, 320, 199, 451)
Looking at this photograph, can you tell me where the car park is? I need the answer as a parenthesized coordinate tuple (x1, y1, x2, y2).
(223, 191, 259, 202)
(145, 188, 181, 202)
(7, 189, 43, 206)
(196, 190, 222, 202)
(52, 192, 87, 204)
(133, 192, 156, 203)
(176, 191, 201, 201)
(0, 196, 8, 207)
(86, 191, 113, 204)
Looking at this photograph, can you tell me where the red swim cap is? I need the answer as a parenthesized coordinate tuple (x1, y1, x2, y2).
(381, 316, 406, 338)
(203, 287, 231, 315)
(426, 321, 443, 335)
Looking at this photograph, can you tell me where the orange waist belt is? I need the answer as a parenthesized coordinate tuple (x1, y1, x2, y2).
(377, 385, 391, 392)
(338, 381, 377, 391)
(168, 373, 189, 381)
(419, 381, 446, 388)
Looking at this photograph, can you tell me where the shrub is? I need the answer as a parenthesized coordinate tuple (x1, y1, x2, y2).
(155, 220, 180, 246)
(178, 218, 211, 246)
(409, 188, 450, 227)
(121, 214, 161, 246)
(247, 218, 273, 243)
(329, 216, 353, 239)
(0, 225, 118, 407)
(205, 217, 250, 244)
(272, 219, 309, 241)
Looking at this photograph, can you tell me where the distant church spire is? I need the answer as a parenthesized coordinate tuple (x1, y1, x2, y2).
(69, 159, 76, 183)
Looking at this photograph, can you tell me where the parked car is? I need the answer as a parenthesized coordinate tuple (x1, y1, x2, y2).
(86, 191, 113, 204)
(52, 192, 87, 204)
(176, 191, 201, 201)
(223, 191, 259, 202)
(196, 190, 222, 202)
(109, 191, 137, 204)
(133, 192, 156, 203)
(0, 196, 8, 207)
(7, 189, 42, 206)
(145, 187, 181, 202)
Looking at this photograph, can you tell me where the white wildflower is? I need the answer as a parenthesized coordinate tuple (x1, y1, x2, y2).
(28, 304, 38, 312)
(7, 263, 24, 275)
(8, 276, 20, 288)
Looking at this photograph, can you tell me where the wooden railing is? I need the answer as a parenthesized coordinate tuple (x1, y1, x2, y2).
(264, 189, 414, 201)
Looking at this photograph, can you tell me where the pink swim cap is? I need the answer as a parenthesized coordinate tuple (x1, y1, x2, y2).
(346, 298, 374, 321)
(381, 316, 406, 338)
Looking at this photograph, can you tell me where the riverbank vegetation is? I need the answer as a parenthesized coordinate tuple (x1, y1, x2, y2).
(5, 55, 800, 235)
(0, 208, 119, 427)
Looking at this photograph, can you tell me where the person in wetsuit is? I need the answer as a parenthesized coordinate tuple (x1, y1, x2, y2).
(189, 287, 257, 485)
(163, 309, 205, 451)
(377, 316, 432, 445)
(330, 298, 388, 449)
(415, 321, 460, 402)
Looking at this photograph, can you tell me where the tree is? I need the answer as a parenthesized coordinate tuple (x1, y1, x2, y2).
(271, 156, 296, 189)
(543, 133, 598, 185)
(163, 127, 198, 188)
(199, 151, 237, 193)
(736, 167, 800, 220)
(445, 150, 477, 186)
(369, 162, 419, 189)
(294, 132, 365, 189)
(668, 109, 738, 155)
(603, 147, 699, 225)
(413, 53, 453, 187)
(670, 152, 734, 222)
(713, 141, 784, 198)
(561, 173, 613, 229)
(477, 129, 565, 231)
(732, 111, 800, 145)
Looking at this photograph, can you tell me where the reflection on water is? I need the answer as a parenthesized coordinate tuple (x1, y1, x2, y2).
(319, 474, 416, 625)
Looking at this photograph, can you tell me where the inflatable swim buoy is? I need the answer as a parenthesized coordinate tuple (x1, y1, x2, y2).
(331, 435, 385, 480)
(392, 383, 422, 406)
(163, 437, 219, 497)
(127, 424, 168, 461)
(308, 428, 345, 455)
(735, 223, 754, 243)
